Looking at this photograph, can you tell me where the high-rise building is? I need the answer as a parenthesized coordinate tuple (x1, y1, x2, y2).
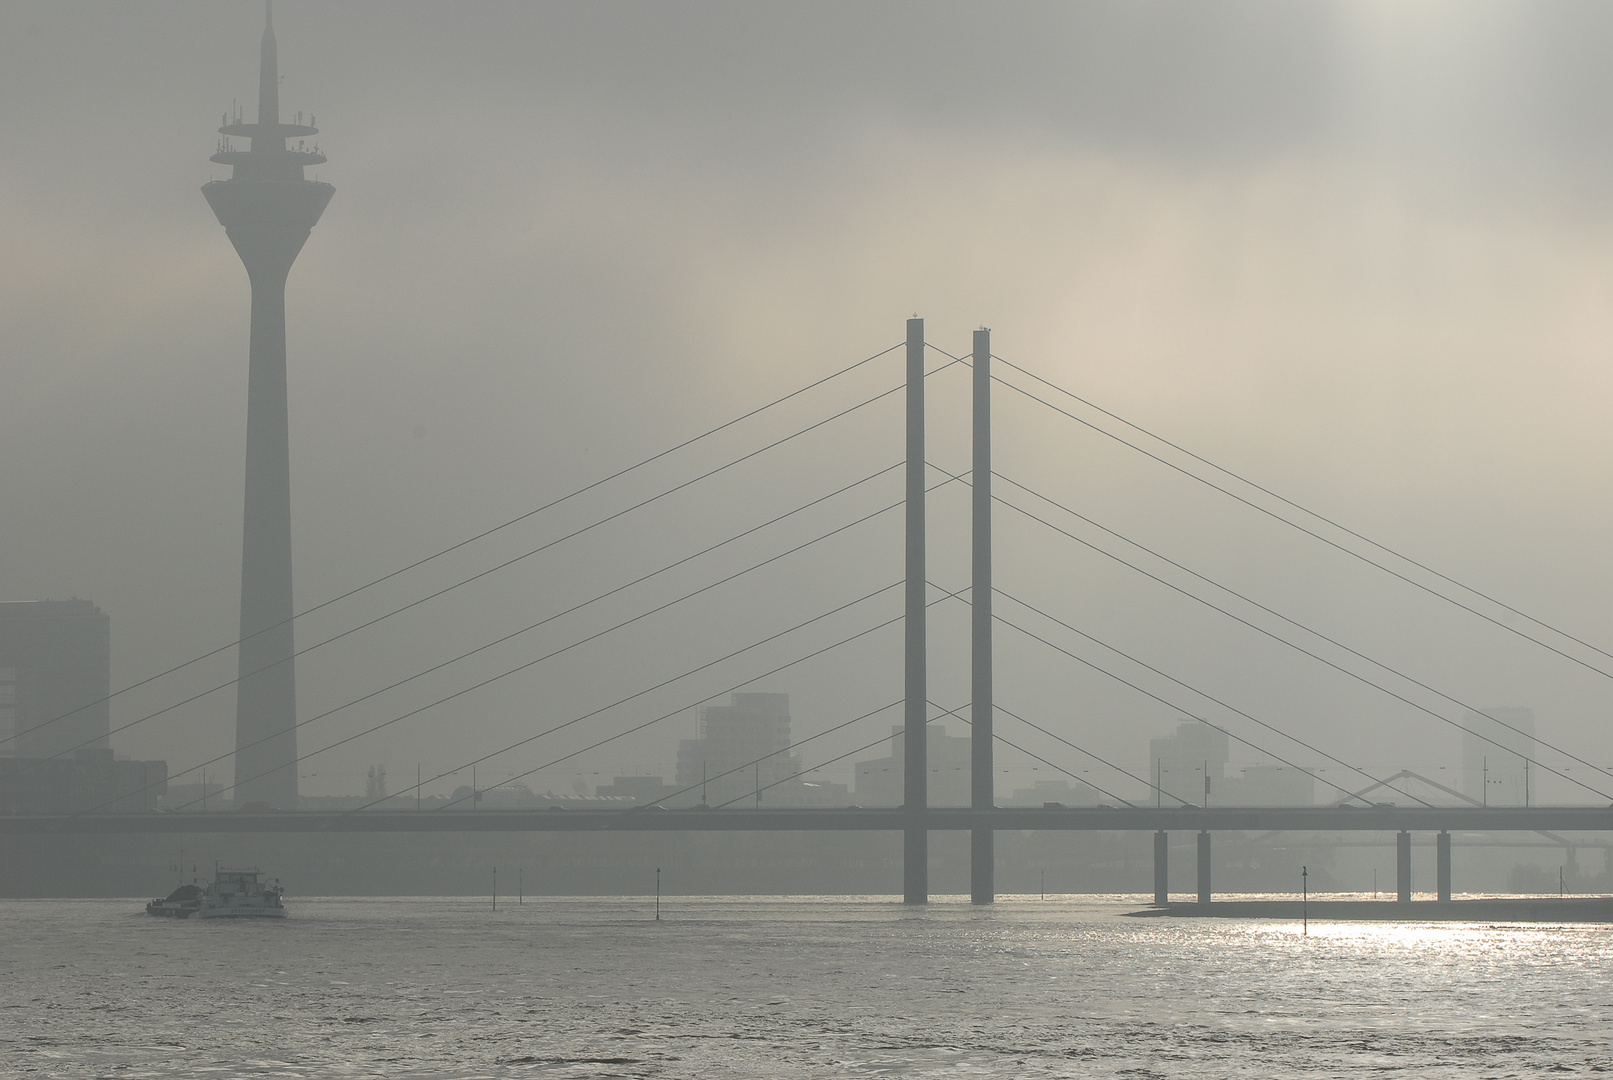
(0, 600, 111, 760)
(1149, 720, 1228, 807)
(1144, 720, 1314, 806)
(0, 601, 171, 813)
(675, 693, 799, 806)
(1461, 707, 1536, 806)
(854, 725, 972, 807)
(203, 6, 333, 807)
(0, 749, 167, 815)
(0, 666, 16, 753)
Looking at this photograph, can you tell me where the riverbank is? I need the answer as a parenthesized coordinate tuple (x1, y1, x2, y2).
(1129, 896, 1613, 922)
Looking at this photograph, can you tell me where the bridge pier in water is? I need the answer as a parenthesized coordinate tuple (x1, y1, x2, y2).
(1154, 831, 1169, 905)
(1396, 830, 1412, 902)
(1197, 831, 1212, 906)
(1437, 830, 1452, 901)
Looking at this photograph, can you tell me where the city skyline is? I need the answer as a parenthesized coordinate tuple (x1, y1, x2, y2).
(12, 8, 1613, 1076)
(2, 2, 1611, 804)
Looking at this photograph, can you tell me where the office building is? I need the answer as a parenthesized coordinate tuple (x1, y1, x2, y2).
(0, 749, 166, 814)
(675, 693, 805, 807)
(1147, 719, 1314, 806)
(1461, 707, 1536, 806)
(1148, 719, 1229, 807)
(0, 600, 111, 761)
(854, 724, 971, 807)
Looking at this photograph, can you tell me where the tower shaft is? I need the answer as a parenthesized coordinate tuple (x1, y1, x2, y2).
(234, 260, 297, 808)
(904, 317, 927, 904)
(204, 4, 332, 807)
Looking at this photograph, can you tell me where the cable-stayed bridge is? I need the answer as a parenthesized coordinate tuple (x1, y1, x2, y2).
(7, 319, 1613, 906)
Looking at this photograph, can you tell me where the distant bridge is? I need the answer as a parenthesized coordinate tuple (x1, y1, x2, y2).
(8, 805, 1613, 836)
(8, 803, 1608, 905)
(12, 322, 1613, 910)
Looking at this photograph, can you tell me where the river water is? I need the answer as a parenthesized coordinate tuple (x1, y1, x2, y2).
(5, 894, 1612, 1078)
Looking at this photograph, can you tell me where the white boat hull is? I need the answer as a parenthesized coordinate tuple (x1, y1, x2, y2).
(193, 905, 287, 919)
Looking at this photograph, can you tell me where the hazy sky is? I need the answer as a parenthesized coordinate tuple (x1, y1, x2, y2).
(6, 1, 1613, 803)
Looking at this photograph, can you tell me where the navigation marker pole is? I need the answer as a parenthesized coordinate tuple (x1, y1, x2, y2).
(656, 867, 661, 921)
(1302, 865, 1308, 936)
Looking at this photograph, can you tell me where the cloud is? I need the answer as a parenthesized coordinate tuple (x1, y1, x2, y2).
(4, 1, 1613, 798)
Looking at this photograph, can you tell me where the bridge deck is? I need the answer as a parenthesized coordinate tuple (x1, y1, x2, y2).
(4, 805, 1613, 835)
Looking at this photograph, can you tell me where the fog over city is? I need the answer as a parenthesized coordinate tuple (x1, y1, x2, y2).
(6, 0, 1613, 805)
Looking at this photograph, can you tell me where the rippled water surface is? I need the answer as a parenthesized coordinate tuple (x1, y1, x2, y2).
(6, 894, 1613, 1078)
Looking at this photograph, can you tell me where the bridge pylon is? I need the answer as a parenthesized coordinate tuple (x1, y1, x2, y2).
(971, 328, 994, 904)
(904, 318, 928, 904)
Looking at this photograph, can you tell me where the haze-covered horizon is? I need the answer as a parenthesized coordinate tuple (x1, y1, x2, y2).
(5, 0, 1613, 802)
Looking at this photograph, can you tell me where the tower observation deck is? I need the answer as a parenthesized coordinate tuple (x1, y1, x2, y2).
(202, 3, 333, 808)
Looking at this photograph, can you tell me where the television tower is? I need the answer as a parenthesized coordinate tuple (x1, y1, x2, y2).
(203, 3, 333, 807)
